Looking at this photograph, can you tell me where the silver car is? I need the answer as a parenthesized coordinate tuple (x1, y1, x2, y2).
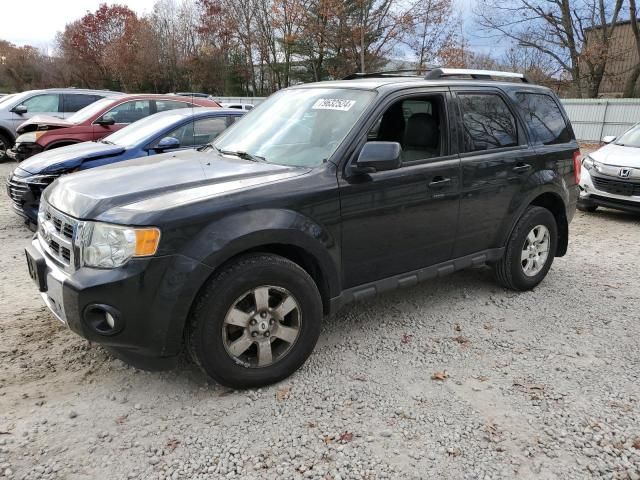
(0, 88, 121, 160)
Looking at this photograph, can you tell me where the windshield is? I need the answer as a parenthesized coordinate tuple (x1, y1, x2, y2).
(213, 88, 376, 167)
(615, 124, 640, 148)
(103, 110, 192, 147)
(67, 97, 116, 124)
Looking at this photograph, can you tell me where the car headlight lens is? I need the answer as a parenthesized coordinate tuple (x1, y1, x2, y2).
(582, 155, 601, 172)
(16, 131, 46, 143)
(24, 173, 59, 186)
(80, 222, 161, 268)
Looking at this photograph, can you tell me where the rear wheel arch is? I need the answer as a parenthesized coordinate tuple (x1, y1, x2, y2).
(528, 192, 568, 257)
(0, 126, 14, 143)
(44, 140, 79, 150)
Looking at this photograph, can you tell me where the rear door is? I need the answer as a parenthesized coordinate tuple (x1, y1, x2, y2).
(92, 100, 152, 139)
(339, 90, 461, 288)
(450, 88, 538, 257)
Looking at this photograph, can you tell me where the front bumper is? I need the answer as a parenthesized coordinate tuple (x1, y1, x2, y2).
(8, 142, 43, 161)
(579, 168, 640, 214)
(26, 237, 214, 363)
(6, 172, 50, 224)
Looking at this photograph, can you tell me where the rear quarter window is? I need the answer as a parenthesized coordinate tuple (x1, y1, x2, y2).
(515, 92, 571, 145)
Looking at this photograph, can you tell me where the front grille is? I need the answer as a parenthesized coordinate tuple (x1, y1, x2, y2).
(6, 175, 29, 209)
(592, 176, 640, 197)
(38, 201, 79, 271)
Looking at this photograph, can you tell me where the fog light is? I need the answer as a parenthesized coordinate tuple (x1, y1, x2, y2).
(84, 304, 122, 335)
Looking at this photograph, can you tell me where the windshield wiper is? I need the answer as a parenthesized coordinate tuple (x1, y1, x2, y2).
(101, 139, 114, 145)
(215, 146, 267, 163)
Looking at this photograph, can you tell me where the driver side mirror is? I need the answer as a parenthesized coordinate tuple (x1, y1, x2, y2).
(96, 114, 115, 126)
(154, 136, 180, 152)
(601, 135, 616, 144)
(352, 141, 402, 174)
(12, 105, 27, 115)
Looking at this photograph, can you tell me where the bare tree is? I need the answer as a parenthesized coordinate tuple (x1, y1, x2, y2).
(623, 1, 640, 97)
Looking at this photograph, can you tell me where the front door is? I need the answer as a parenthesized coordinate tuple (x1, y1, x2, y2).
(339, 91, 461, 288)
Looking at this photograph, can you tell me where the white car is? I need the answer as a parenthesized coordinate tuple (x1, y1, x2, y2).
(220, 102, 254, 111)
(579, 124, 640, 214)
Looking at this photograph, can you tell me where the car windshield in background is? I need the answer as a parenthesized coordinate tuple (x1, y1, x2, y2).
(213, 88, 376, 167)
(104, 111, 192, 148)
(614, 124, 640, 148)
(66, 97, 114, 124)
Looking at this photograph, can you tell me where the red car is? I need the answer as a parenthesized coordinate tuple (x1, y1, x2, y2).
(8, 94, 220, 161)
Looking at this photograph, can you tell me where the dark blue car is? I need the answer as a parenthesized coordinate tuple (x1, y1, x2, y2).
(7, 108, 244, 224)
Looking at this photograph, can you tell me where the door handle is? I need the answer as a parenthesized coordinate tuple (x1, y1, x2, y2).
(513, 163, 532, 172)
(428, 176, 451, 187)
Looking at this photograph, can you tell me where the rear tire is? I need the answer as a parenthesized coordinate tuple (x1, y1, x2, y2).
(186, 253, 322, 389)
(494, 206, 557, 291)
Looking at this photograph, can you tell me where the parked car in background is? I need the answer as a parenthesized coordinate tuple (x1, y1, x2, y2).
(220, 102, 254, 111)
(579, 124, 640, 214)
(0, 88, 121, 160)
(24, 69, 579, 388)
(7, 108, 243, 225)
(8, 94, 221, 161)
(170, 92, 214, 100)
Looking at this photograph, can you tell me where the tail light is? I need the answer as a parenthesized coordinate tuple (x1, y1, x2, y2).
(573, 150, 582, 184)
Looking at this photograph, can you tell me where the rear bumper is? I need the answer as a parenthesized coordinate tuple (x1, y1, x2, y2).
(26, 237, 214, 364)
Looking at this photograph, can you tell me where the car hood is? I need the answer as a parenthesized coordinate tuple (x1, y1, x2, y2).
(17, 115, 74, 134)
(45, 149, 308, 221)
(19, 142, 125, 174)
(590, 143, 640, 168)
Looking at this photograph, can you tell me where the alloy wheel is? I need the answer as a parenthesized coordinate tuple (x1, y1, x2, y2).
(221, 286, 301, 368)
(521, 224, 550, 277)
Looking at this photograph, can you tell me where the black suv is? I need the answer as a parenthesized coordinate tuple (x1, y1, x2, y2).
(25, 69, 580, 388)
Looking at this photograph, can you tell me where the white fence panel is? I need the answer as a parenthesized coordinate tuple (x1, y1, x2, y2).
(213, 96, 640, 142)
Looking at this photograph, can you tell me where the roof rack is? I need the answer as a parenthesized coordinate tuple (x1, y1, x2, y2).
(342, 68, 434, 80)
(424, 68, 530, 83)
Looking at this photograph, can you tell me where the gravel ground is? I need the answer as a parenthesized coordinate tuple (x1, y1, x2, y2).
(1, 159, 640, 480)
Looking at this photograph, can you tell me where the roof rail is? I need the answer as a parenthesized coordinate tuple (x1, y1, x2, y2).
(343, 68, 435, 80)
(425, 68, 530, 83)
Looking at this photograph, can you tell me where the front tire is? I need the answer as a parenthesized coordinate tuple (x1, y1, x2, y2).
(494, 206, 558, 291)
(187, 253, 323, 389)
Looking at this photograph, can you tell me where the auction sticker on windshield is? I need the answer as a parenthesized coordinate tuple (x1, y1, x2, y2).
(312, 99, 356, 111)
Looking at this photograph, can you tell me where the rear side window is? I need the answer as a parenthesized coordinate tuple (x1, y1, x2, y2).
(156, 100, 193, 112)
(515, 92, 571, 145)
(101, 100, 151, 124)
(62, 94, 100, 113)
(459, 94, 518, 152)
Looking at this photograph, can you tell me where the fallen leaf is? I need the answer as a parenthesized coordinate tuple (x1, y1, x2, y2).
(115, 414, 128, 425)
(401, 333, 412, 344)
(483, 323, 493, 330)
(454, 323, 462, 332)
(339, 431, 353, 442)
(275, 386, 291, 402)
(351, 374, 367, 382)
(432, 371, 449, 381)
(307, 421, 317, 428)
(447, 446, 461, 457)
(323, 435, 333, 444)
(633, 439, 640, 450)
(453, 336, 470, 346)
(166, 438, 180, 452)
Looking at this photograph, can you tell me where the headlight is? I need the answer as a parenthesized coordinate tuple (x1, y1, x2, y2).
(79, 222, 161, 268)
(24, 173, 59, 186)
(582, 155, 601, 172)
(16, 131, 46, 143)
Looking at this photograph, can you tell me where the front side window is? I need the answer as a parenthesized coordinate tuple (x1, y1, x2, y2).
(368, 96, 445, 162)
(214, 88, 376, 167)
(459, 94, 518, 152)
(22, 94, 60, 113)
(62, 94, 101, 113)
(155, 100, 193, 112)
(100, 100, 151, 124)
(515, 93, 570, 145)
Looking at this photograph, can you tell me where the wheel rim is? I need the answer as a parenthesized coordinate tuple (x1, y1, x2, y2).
(521, 224, 550, 277)
(221, 286, 301, 368)
(0, 138, 6, 158)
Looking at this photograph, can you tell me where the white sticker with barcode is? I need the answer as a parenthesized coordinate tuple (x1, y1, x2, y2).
(311, 98, 356, 111)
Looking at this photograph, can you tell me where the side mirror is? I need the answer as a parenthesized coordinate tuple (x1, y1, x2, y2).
(352, 141, 402, 174)
(154, 136, 180, 152)
(12, 105, 27, 115)
(601, 135, 616, 144)
(96, 115, 115, 126)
